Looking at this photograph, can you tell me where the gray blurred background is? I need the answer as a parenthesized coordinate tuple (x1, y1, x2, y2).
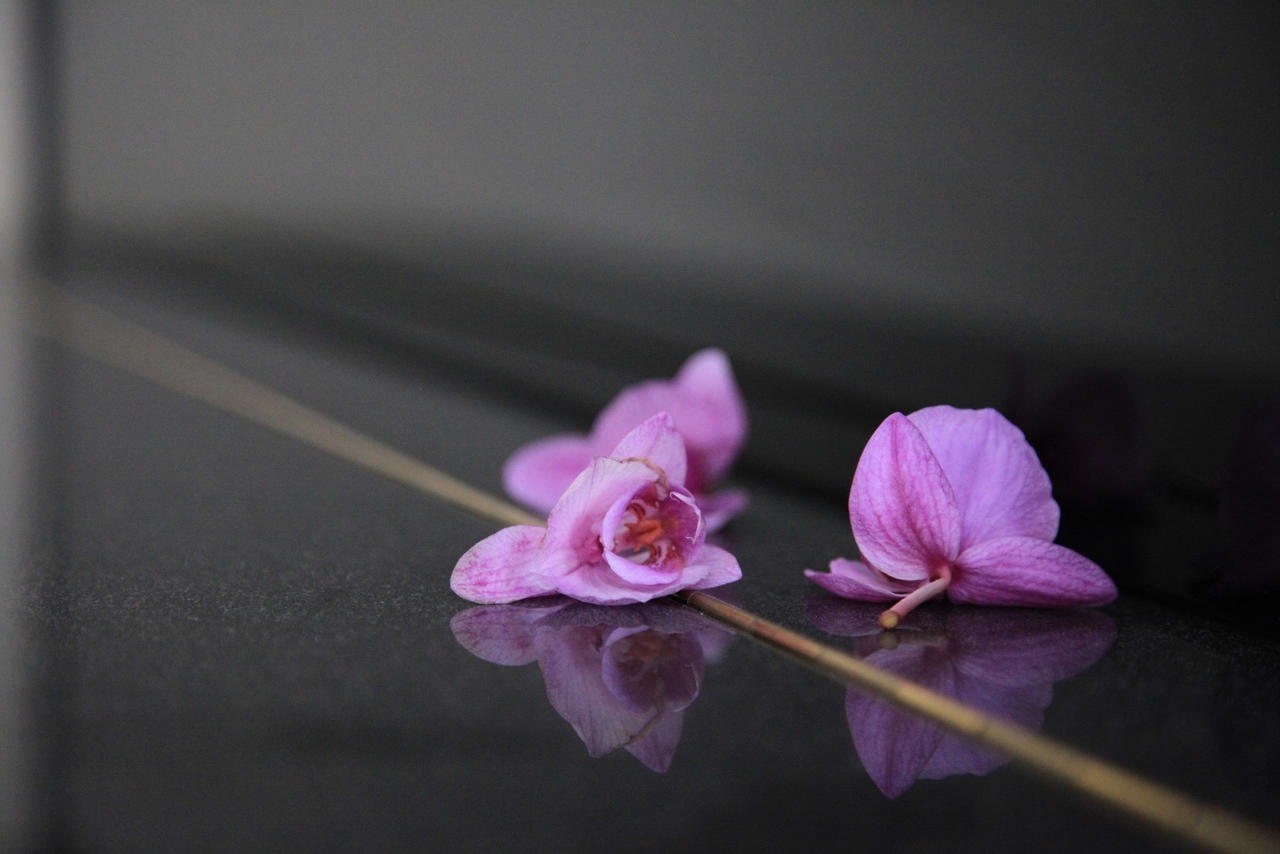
(52, 2, 1277, 379)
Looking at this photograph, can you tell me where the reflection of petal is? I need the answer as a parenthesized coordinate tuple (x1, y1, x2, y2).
(945, 609, 1116, 687)
(600, 628, 704, 713)
(816, 605, 1115, 797)
(540, 625, 658, 758)
(625, 708, 685, 773)
(449, 599, 566, 665)
(846, 646, 955, 798)
(805, 597, 942, 638)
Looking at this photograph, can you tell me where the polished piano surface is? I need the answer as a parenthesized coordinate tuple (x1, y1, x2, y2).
(9, 240, 1275, 853)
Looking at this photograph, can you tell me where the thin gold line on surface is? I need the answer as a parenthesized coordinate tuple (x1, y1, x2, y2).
(41, 290, 1280, 854)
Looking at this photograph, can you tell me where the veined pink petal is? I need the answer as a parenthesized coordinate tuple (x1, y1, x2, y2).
(683, 543, 743, 590)
(450, 525, 559, 604)
(950, 537, 1117, 607)
(502, 434, 594, 514)
(907, 406, 1059, 549)
(850, 413, 962, 581)
(697, 488, 749, 531)
(806, 558, 916, 602)
(606, 412, 688, 486)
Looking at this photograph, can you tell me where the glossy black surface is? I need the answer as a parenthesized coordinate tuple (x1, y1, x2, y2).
(19, 271, 1280, 852)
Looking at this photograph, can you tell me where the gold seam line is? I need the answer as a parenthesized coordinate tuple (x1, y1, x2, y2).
(39, 291, 544, 530)
(39, 289, 1280, 854)
(673, 590, 1278, 854)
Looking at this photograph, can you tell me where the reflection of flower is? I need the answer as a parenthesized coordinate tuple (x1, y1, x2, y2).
(806, 406, 1116, 628)
(503, 349, 748, 529)
(451, 598, 731, 772)
(452, 413, 741, 604)
(807, 599, 1115, 797)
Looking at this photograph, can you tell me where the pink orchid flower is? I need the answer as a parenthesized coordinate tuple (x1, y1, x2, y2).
(503, 349, 748, 530)
(453, 412, 742, 605)
(451, 598, 731, 772)
(806, 406, 1116, 628)
(807, 599, 1115, 797)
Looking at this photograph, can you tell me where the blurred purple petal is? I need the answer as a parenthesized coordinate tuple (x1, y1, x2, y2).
(502, 434, 595, 516)
(908, 406, 1059, 548)
(951, 537, 1117, 607)
(697, 488, 749, 532)
(670, 348, 749, 486)
(849, 413, 961, 582)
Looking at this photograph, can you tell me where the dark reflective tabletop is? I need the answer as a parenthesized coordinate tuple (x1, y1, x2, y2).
(14, 263, 1279, 852)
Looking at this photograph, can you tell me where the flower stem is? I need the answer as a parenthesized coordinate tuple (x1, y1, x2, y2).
(879, 565, 952, 629)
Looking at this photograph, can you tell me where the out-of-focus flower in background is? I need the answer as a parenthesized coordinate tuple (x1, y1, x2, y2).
(504, 349, 748, 529)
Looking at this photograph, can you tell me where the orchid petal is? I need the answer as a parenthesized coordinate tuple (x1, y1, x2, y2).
(502, 434, 594, 514)
(805, 558, 913, 602)
(606, 412, 688, 486)
(603, 550, 684, 587)
(850, 413, 962, 581)
(544, 457, 658, 560)
(683, 544, 743, 590)
(555, 561, 673, 605)
(450, 525, 559, 604)
(950, 537, 1117, 607)
(907, 406, 1059, 549)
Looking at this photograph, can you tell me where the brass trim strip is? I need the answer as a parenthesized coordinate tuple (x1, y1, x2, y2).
(40, 290, 1280, 854)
